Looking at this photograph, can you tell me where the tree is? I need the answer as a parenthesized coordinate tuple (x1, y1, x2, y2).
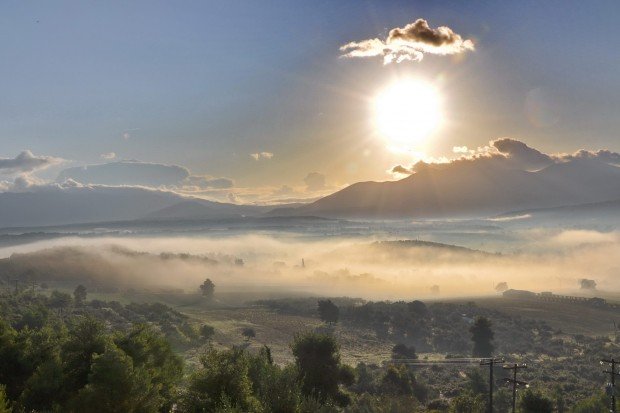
(200, 324, 215, 342)
(450, 392, 486, 413)
(180, 347, 262, 412)
(317, 300, 339, 325)
(552, 385, 566, 413)
(49, 290, 72, 315)
(380, 364, 428, 402)
(494, 388, 512, 413)
(519, 389, 553, 413)
(465, 369, 487, 396)
(242, 327, 256, 341)
(0, 385, 10, 413)
(391, 344, 417, 360)
(20, 355, 64, 412)
(470, 316, 494, 357)
(579, 278, 596, 290)
(570, 393, 608, 413)
(246, 346, 303, 412)
(494, 282, 509, 292)
(200, 278, 215, 300)
(70, 345, 160, 413)
(291, 332, 353, 407)
(114, 324, 184, 412)
(73, 285, 87, 306)
(61, 318, 109, 397)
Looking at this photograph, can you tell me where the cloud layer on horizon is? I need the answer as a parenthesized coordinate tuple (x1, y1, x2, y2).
(56, 160, 234, 190)
(0, 161, 332, 209)
(391, 138, 620, 176)
(341, 18, 474, 64)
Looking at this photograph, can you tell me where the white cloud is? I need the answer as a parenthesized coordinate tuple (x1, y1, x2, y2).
(121, 128, 139, 140)
(0, 150, 64, 174)
(340, 18, 474, 64)
(304, 172, 326, 191)
(101, 152, 116, 160)
(391, 138, 620, 177)
(182, 175, 234, 190)
(250, 152, 274, 161)
(452, 146, 471, 154)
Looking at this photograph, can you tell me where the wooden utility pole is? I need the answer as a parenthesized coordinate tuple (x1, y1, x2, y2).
(481, 358, 504, 413)
(602, 358, 619, 413)
(503, 363, 528, 413)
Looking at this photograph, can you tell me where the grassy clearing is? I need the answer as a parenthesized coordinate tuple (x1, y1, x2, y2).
(181, 306, 393, 365)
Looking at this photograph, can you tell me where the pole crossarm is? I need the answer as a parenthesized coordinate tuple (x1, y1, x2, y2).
(503, 378, 529, 386)
(480, 357, 505, 366)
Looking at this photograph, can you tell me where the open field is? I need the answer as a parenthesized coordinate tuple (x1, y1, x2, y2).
(467, 296, 620, 336)
(181, 306, 393, 366)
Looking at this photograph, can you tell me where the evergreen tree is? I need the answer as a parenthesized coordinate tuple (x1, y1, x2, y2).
(0, 385, 10, 413)
(317, 300, 339, 325)
(61, 318, 108, 397)
(470, 316, 494, 357)
(519, 388, 553, 413)
(200, 278, 215, 301)
(70, 345, 160, 413)
(291, 332, 354, 407)
(73, 285, 87, 306)
(181, 347, 262, 412)
(115, 324, 184, 412)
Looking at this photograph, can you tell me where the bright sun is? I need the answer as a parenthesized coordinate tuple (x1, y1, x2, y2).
(374, 79, 442, 148)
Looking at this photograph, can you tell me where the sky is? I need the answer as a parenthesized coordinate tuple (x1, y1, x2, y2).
(1, 1, 619, 203)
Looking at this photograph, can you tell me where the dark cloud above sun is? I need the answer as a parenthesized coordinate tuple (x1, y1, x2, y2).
(341, 18, 474, 64)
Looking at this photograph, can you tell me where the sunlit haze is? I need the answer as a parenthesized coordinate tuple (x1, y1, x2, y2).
(0, 3, 619, 410)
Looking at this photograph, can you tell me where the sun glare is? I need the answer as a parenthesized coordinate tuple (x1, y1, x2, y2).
(374, 79, 442, 149)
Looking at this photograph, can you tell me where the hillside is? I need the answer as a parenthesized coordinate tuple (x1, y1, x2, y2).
(497, 198, 620, 224)
(282, 159, 620, 219)
(0, 188, 264, 228)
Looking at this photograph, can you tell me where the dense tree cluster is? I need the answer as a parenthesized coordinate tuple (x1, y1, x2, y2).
(0, 290, 617, 411)
(0, 316, 182, 412)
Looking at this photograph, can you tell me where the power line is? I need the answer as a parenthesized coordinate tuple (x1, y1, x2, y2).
(389, 357, 488, 366)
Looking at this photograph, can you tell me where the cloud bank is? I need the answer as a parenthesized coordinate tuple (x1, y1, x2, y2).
(0, 150, 63, 174)
(392, 138, 620, 176)
(340, 18, 474, 64)
(57, 160, 234, 190)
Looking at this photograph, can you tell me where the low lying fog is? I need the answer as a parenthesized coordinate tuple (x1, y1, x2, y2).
(1, 229, 618, 300)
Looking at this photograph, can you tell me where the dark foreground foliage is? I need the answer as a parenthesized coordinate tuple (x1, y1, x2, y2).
(0, 290, 617, 412)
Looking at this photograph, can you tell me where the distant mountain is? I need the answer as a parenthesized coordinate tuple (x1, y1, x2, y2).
(497, 198, 620, 224)
(144, 200, 263, 220)
(0, 187, 263, 228)
(282, 159, 620, 219)
(371, 239, 495, 255)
